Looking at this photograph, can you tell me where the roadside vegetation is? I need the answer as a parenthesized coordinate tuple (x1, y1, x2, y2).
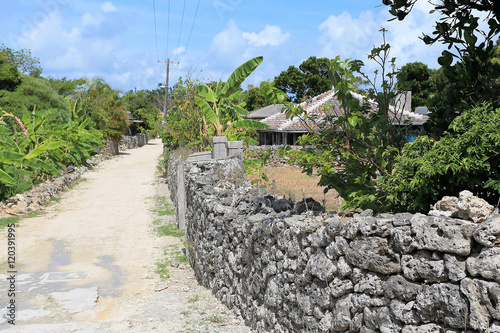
(0, 45, 162, 202)
(149, 193, 187, 281)
(2, 0, 499, 215)
(164, 1, 499, 215)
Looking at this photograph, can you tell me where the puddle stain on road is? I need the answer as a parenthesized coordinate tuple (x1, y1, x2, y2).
(92, 254, 126, 297)
(47, 240, 71, 269)
(0, 239, 126, 327)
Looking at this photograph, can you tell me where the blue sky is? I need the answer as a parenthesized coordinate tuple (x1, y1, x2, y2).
(0, 0, 447, 92)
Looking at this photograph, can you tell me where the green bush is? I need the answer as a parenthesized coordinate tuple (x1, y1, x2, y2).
(0, 109, 102, 201)
(0, 75, 69, 122)
(381, 103, 500, 212)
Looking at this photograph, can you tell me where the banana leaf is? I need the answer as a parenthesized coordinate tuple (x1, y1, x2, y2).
(219, 56, 263, 97)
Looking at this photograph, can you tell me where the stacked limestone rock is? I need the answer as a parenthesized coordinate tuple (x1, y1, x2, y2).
(119, 133, 151, 151)
(168, 155, 500, 333)
(0, 157, 103, 216)
(430, 190, 495, 223)
(100, 133, 152, 156)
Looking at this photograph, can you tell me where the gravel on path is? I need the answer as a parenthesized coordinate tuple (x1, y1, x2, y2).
(0, 139, 251, 333)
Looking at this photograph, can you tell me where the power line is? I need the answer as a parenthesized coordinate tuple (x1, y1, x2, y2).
(179, 0, 200, 64)
(155, 0, 201, 83)
(172, 0, 201, 78)
(165, 0, 171, 62)
(152, 0, 160, 63)
(175, 0, 187, 57)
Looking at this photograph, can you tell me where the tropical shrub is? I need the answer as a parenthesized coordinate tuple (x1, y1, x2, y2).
(381, 103, 500, 212)
(0, 109, 102, 201)
(74, 77, 129, 142)
(122, 89, 162, 135)
(0, 75, 70, 122)
(100, 107, 129, 142)
(194, 56, 269, 146)
(159, 77, 206, 150)
(284, 33, 410, 212)
(0, 53, 22, 91)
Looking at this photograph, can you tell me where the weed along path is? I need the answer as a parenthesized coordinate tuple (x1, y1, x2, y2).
(0, 139, 250, 333)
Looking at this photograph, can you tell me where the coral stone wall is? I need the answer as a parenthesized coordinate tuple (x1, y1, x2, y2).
(100, 133, 151, 156)
(167, 155, 500, 333)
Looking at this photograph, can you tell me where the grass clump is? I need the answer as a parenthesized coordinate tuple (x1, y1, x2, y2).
(151, 196, 175, 216)
(157, 222, 185, 238)
(0, 216, 20, 230)
(155, 259, 170, 280)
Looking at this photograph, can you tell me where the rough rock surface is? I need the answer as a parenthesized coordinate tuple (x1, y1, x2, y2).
(473, 215, 500, 247)
(0, 156, 104, 217)
(1, 134, 152, 217)
(167, 153, 500, 333)
(431, 190, 495, 223)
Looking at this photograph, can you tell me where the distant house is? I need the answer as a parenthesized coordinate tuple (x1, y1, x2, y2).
(257, 89, 428, 145)
(125, 111, 144, 135)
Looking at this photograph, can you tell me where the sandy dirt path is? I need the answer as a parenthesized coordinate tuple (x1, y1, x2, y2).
(0, 139, 251, 332)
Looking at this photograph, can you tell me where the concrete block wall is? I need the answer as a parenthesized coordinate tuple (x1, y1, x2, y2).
(167, 153, 500, 333)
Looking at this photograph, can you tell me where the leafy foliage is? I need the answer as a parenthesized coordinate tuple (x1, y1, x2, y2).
(284, 33, 410, 212)
(385, 0, 500, 137)
(0, 53, 22, 91)
(0, 109, 102, 200)
(240, 83, 275, 112)
(194, 56, 269, 145)
(244, 147, 272, 186)
(396, 61, 436, 108)
(75, 77, 128, 142)
(45, 77, 85, 98)
(0, 75, 70, 122)
(0, 45, 43, 77)
(381, 103, 500, 212)
(160, 77, 207, 150)
(274, 56, 332, 103)
(122, 88, 162, 134)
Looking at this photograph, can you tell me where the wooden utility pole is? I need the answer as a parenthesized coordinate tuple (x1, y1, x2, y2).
(158, 58, 179, 115)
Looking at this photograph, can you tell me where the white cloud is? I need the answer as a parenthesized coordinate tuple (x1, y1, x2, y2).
(16, 8, 122, 75)
(208, 19, 292, 79)
(210, 20, 246, 57)
(173, 46, 185, 56)
(81, 12, 103, 27)
(318, 11, 380, 60)
(101, 2, 118, 13)
(317, 7, 446, 74)
(242, 25, 290, 47)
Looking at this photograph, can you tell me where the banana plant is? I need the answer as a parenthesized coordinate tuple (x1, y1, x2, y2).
(0, 123, 62, 185)
(66, 96, 86, 123)
(194, 56, 269, 142)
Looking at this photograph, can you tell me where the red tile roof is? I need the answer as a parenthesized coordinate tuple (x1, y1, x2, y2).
(261, 89, 428, 132)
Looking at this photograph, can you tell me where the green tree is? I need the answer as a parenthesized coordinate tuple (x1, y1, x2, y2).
(381, 103, 500, 212)
(0, 53, 22, 91)
(396, 61, 436, 108)
(241, 84, 271, 112)
(70, 77, 128, 142)
(274, 56, 331, 103)
(122, 88, 162, 134)
(0, 75, 70, 122)
(45, 77, 86, 98)
(0, 45, 42, 77)
(160, 77, 206, 150)
(284, 32, 410, 212)
(385, 0, 500, 137)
